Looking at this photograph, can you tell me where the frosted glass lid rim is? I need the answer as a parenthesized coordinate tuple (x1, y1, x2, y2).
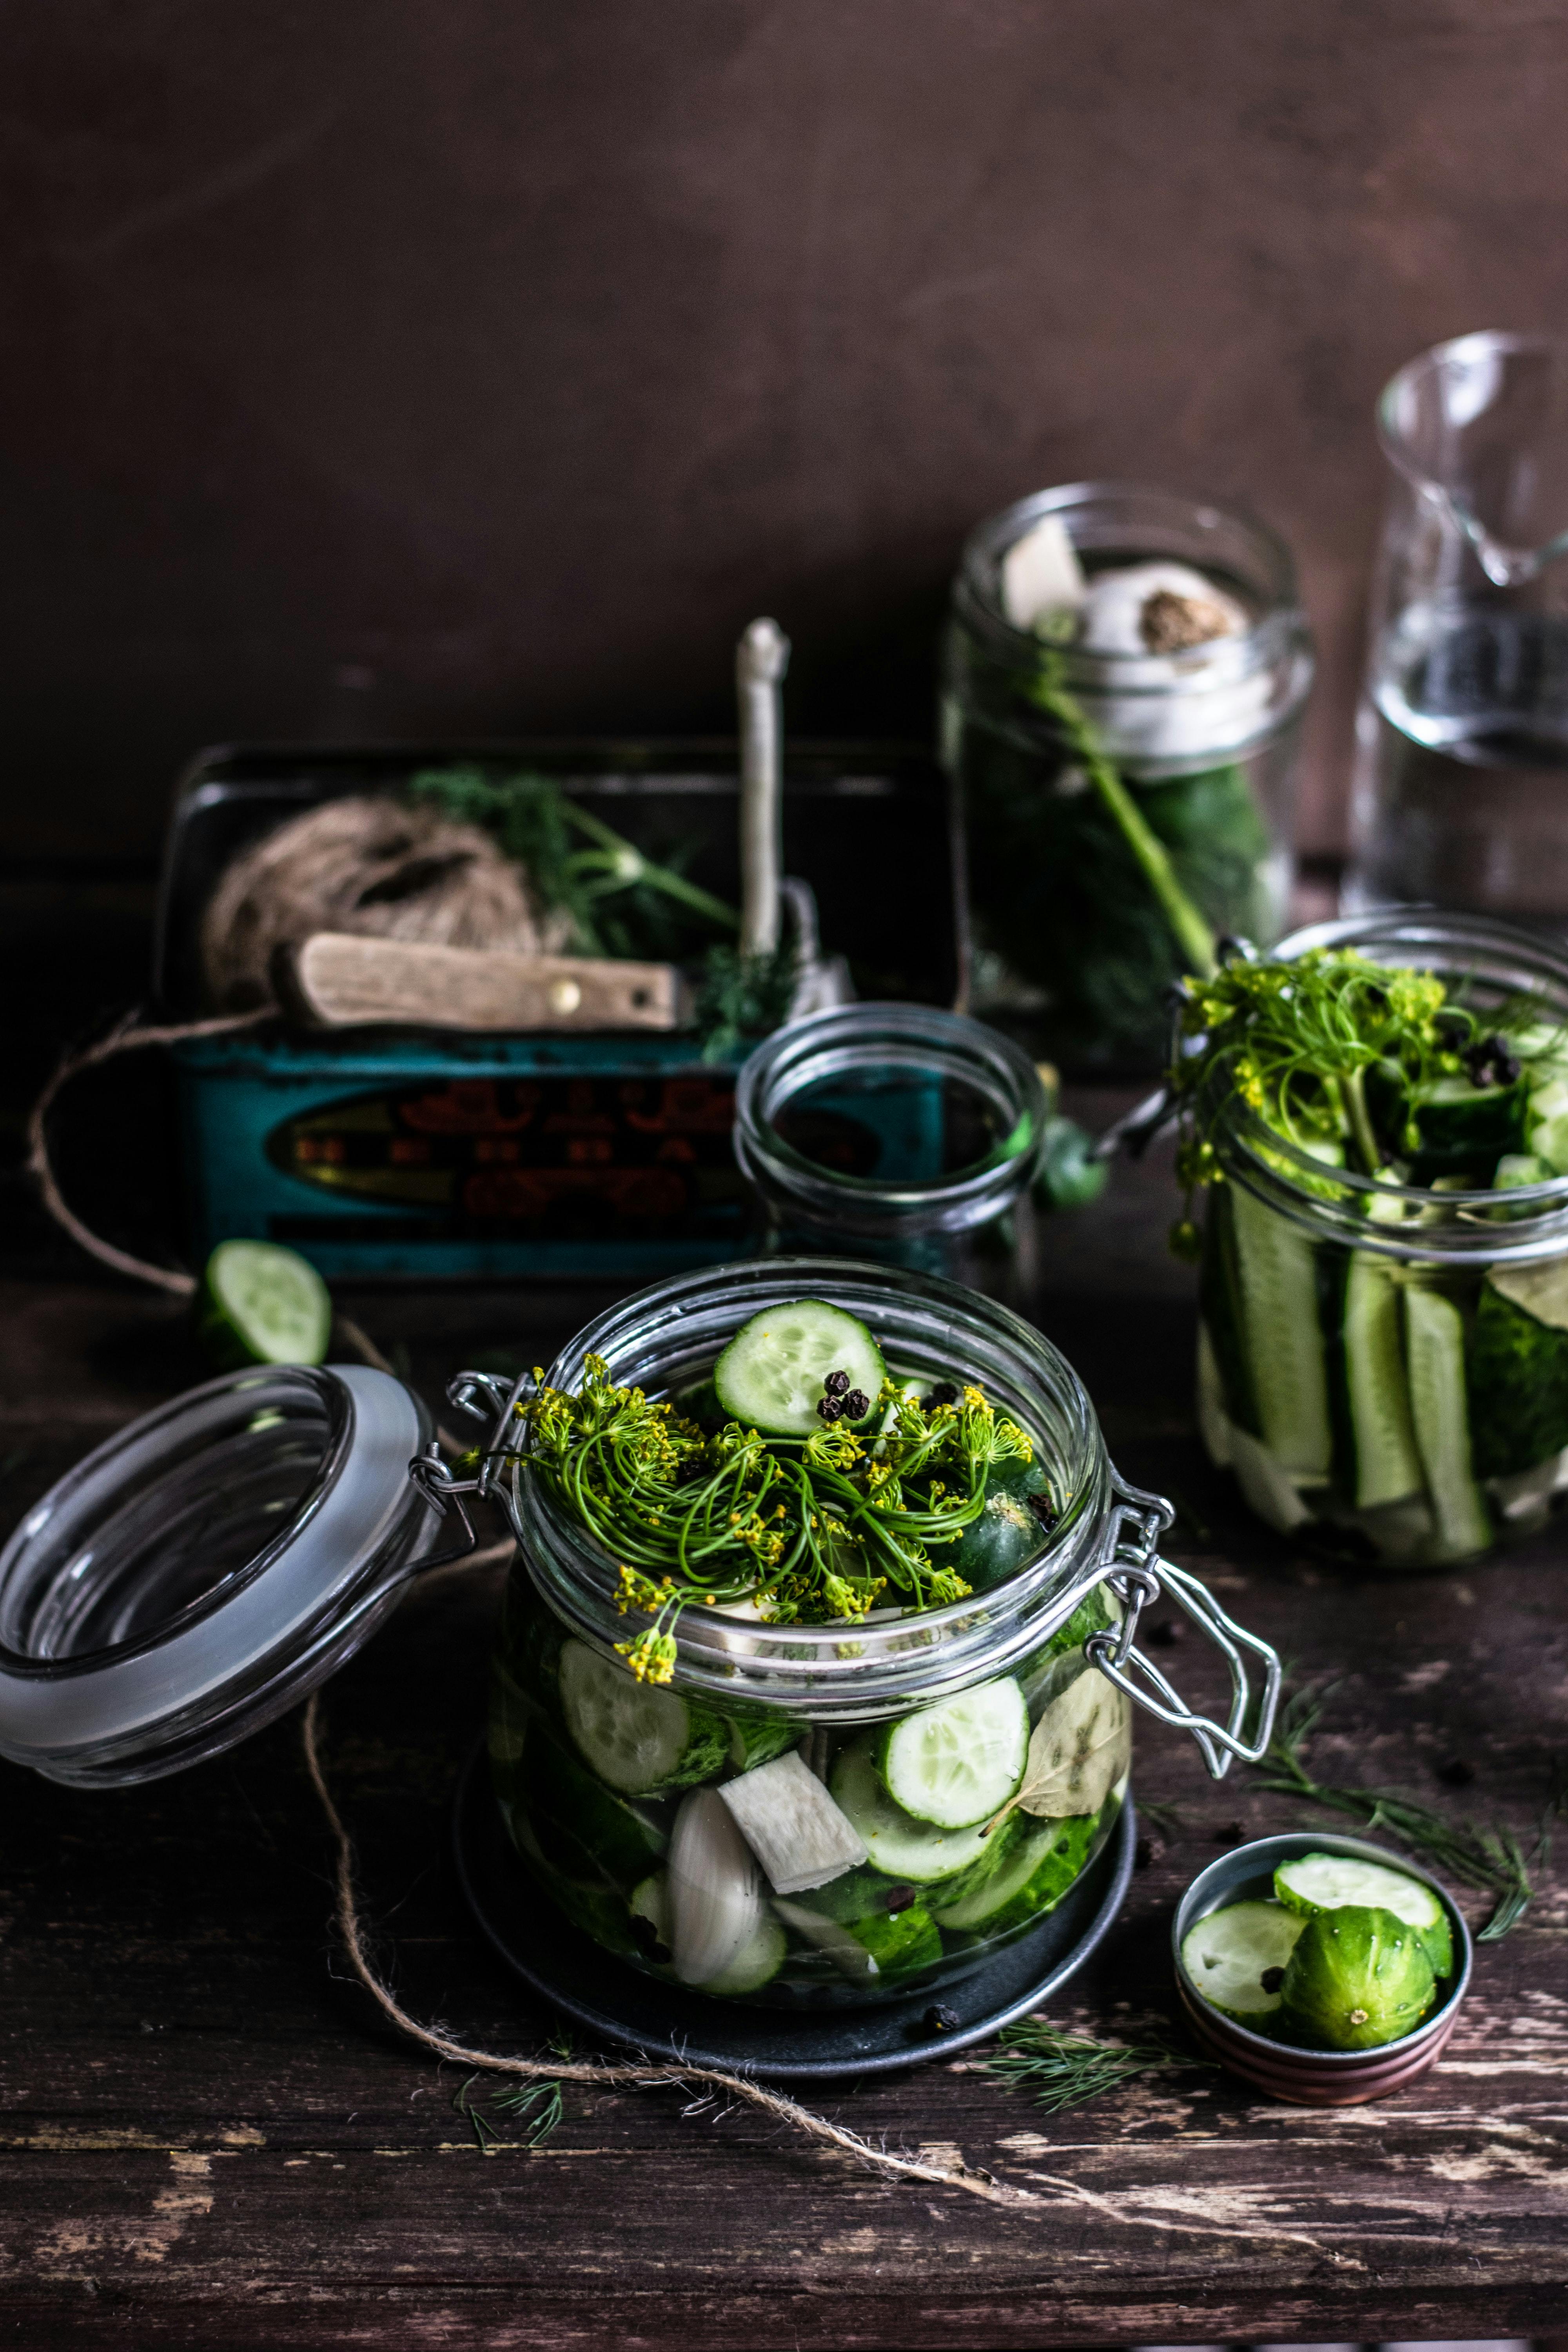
(0, 1364, 427, 1763)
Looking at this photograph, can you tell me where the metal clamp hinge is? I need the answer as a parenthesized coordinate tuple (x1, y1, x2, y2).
(1086, 1472, 1280, 1779)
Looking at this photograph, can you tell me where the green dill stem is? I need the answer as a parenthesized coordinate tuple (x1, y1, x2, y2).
(1338, 1066, 1381, 1176)
(1024, 665, 1218, 982)
(986, 2020, 1212, 2114)
(562, 804, 739, 930)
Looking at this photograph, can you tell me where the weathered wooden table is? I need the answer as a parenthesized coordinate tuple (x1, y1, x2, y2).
(3, 1109, 1566, 2346)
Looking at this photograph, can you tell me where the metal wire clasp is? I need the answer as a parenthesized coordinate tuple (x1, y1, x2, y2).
(401, 1368, 537, 1576)
(1084, 1471, 1281, 1780)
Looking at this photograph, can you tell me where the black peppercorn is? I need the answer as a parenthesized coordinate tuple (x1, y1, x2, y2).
(1259, 1965, 1286, 1994)
(924, 2004, 961, 2033)
(815, 1394, 844, 1423)
(840, 1388, 870, 1420)
(922, 1383, 959, 1408)
(823, 1369, 850, 1397)
(884, 1884, 917, 1914)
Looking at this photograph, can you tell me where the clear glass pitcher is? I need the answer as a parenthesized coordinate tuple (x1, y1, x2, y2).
(1346, 331, 1568, 923)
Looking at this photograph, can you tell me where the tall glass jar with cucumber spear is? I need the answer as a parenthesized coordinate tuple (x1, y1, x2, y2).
(945, 482, 1313, 1072)
(481, 1260, 1279, 2012)
(1173, 911, 1568, 1567)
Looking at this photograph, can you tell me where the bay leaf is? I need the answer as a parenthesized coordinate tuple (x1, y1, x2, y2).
(1013, 1668, 1131, 1820)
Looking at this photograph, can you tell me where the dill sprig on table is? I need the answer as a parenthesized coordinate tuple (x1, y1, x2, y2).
(510, 1354, 1039, 1682)
(986, 2019, 1215, 2114)
(1257, 1686, 1556, 1943)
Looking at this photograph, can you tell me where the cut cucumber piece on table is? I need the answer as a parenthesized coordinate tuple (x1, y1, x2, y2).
(717, 1750, 868, 1893)
(1229, 1183, 1332, 1481)
(932, 1809, 1096, 1936)
(712, 1299, 886, 1436)
(1403, 1286, 1491, 1559)
(198, 1240, 331, 1369)
(1342, 1251, 1423, 1511)
(558, 1638, 728, 1794)
(829, 1737, 995, 1883)
(874, 1679, 1028, 1829)
(1181, 1899, 1304, 2019)
(1274, 1851, 1453, 1977)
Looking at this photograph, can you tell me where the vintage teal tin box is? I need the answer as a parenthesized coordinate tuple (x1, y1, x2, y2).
(156, 742, 963, 1281)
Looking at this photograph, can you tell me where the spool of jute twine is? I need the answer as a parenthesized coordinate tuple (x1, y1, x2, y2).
(201, 795, 565, 1012)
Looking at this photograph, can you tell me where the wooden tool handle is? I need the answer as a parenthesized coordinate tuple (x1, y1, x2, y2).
(275, 933, 684, 1032)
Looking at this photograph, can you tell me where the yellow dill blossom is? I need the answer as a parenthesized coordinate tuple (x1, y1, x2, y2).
(617, 1628, 678, 1684)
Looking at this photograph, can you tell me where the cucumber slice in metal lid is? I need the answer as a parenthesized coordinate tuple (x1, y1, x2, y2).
(1274, 1851, 1453, 1977)
(199, 1240, 331, 1368)
(712, 1299, 886, 1436)
(1180, 1898, 1304, 2019)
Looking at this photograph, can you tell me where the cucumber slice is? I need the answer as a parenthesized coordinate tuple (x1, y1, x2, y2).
(829, 1737, 995, 1883)
(726, 1712, 800, 1772)
(706, 1911, 788, 1997)
(1274, 1852, 1453, 1977)
(1196, 1318, 1233, 1469)
(1180, 1899, 1304, 2019)
(873, 1678, 1029, 1829)
(712, 1299, 886, 1436)
(773, 1896, 940, 1982)
(1229, 1183, 1332, 1481)
(629, 1871, 673, 1962)
(558, 1638, 728, 1794)
(1404, 1287, 1491, 1559)
(1342, 1252, 1423, 1510)
(717, 1751, 868, 1894)
(198, 1240, 331, 1368)
(1470, 1264, 1568, 1479)
(1412, 1073, 1528, 1177)
(931, 1809, 1096, 1935)
(787, 1864, 914, 1924)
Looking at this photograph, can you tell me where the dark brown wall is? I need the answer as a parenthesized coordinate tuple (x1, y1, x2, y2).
(4, 0, 1566, 865)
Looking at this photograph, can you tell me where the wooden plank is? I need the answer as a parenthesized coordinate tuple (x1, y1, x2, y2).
(2, 1114, 1568, 2342)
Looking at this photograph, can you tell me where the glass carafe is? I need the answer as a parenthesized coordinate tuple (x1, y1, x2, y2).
(1346, 332, 1568, 924)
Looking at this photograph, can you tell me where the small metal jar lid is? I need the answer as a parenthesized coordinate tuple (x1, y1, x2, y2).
(0, 1363, 437, 1787)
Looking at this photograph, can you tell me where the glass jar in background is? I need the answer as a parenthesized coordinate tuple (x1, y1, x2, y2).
(945, 481, 1314, 1074)
(1195, 910, 1568, 1570)
(1345, 332, 1568, 926)
(488, 1258, 1280, 2012)
(731, 1003, 1048, 1303)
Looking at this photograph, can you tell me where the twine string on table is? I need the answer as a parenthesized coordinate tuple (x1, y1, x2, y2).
(26, 1007, 416, 1385)
(299, 1691, 1026, 2207)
